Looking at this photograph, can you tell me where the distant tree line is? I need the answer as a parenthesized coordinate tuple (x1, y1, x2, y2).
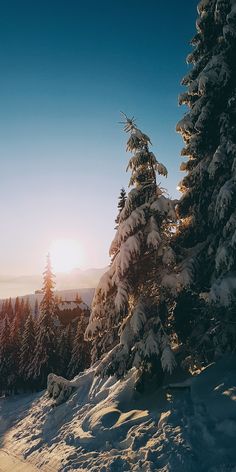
(0, 255, 91, 396)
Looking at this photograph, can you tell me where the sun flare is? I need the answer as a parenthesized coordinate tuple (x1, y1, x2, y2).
(49, 239, 83, 273)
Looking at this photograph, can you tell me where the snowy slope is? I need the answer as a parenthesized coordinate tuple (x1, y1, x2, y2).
(0, 288, 95, 312)
(0, 356, 236, 471)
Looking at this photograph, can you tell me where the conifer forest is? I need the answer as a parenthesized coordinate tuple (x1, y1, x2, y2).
(0, 1, 236, 471)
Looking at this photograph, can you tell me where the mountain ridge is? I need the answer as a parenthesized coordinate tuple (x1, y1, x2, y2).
(0, 267, 106, 299)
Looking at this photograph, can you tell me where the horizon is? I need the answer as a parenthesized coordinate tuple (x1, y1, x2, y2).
(0, 265, 107, 299)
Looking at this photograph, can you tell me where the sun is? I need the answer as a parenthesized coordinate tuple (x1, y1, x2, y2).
(49, 239, 83, 273)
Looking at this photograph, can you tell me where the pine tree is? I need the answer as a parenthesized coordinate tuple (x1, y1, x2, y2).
(58, 324, 73, 378)
(0, 300, 6, 322)
(14, 296, 20, 316)
(40, 254, 55, 316)
(6, 298, 14, 320)
(18, 298, 31, 333)
(34, 298, 39, 317)
(85, 115, 177, 382)
(174, 0, 236, 358)
(20, 313, 36, 388)
(68, 313, 91, 379)
(115, 187, 127, 229)
(31, 254, 56, 388)
(8, 315, 21, 394)
(19, 298, 25, 322)
(0, 317, 12, 395)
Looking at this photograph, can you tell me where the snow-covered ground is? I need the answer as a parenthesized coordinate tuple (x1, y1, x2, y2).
(0, 356, 236, 471)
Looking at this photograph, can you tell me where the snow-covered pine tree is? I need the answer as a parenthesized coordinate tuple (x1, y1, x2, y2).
(58, 324, 73, 378)
(19, 313, 36, 388)
(115, 187, 127, 229)
(34, 298, 39, 317)
(40, 254, 55, 317)
(19, 298, 25, 320)
(68, 312, 91, 379)
(175, 0, 236, 357)
(18, 297, 31, 334)
(31, 254, 57, 388)
(6, 298, 14, 320)
(8, 314, 21, 394)
(14, 296, 20, 316)
(85, 115, 177, 382)
(0, 317, 11, 395)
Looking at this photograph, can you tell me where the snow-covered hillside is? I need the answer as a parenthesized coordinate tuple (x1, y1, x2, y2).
(0, 356, 235, 471)
(0, 288, 95, 312)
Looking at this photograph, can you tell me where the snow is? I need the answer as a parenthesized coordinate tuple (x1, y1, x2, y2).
(150, 196, 177, 220)
(155, 162, 168, 177)
(118, 234, 141, 275)
(215, 179, 235, 221)
(161, 346, 176, 374)
(58, 301, 89, 312)
(1, 356, 236, 471)
(110, 205, 147, 254)
(0, 289, 95, 315)
(147, 228, 161, 249)
(161, 273, 179, 295)
(197, 0, 210, 16)
(114, 281, 129, 312)
(208, 145, 226, 178)
(162, 247, 176, 266)
(143, 330, 160, 357)
(209, 273, 236, 305)
(95, 270, 114, 299)
(180, 161, 188, 171)
(0, 449, 39, 472)
(198, 56, 230, 95)
(126, 128, 151, 153)
(129, 302, 146, 335)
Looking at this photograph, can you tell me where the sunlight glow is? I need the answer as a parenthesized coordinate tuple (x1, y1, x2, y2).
(50, 239, 83, 273)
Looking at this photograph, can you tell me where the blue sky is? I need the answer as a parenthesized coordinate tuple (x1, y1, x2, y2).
(0, 0, 198, 293)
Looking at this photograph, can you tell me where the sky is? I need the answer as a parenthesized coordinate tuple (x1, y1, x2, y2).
(0, 0, 198, 297)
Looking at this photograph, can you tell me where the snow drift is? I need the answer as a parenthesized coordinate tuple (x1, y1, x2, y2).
(0, 356, 236, 471)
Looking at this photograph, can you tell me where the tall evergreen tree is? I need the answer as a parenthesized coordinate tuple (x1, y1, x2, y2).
(85, 115, 176, 382)
(20, 313, 36, 388)
(8, 315, 21, 393)
(58, 324, 73, 378)
(68, 314, 91, 379)
(19, 298, 25, 325)
(6, 298, 14, 320)
(31, 254, 56, 388)
(174, 0, 236, 357)
(0, 317, 11, 395)
(14, 296, 20, 316)
(115, 187, 127, 229)
(40, 254, 55, 316)
(18, 298, 31, 333)
(34, 298, 39, 318)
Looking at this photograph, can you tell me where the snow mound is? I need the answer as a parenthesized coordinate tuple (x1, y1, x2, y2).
(47, 374, 76, 405)
(1, 357, 236, 471)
